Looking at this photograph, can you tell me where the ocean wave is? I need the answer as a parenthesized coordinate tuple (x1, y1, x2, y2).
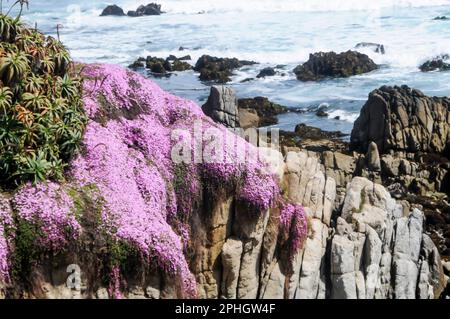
(327, 110, 359, 123)
(118, 0, 450, 14)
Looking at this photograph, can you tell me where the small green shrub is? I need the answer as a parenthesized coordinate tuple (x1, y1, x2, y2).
(0, 13, 87, 188)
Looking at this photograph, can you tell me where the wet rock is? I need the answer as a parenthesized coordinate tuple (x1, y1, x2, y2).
(294, 51, 378, 81)
(146, 56, 170, 74)
(171, 60, 192, 72)
(420, 56, 450, 72)
(100, 5, 125, 16)
(194, 55, 257, 83)
(127, 3, 163, 17)
(433, 16, 450, 20)
(316, 110, 329, 117)
(355, 42, 386, 54)
(257, 67, 276, 78)
(237, 97, 287, 127)
(202, 86, 240, 128)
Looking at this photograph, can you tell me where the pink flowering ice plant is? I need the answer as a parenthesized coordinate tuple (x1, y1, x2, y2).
(0, 63, 307, 296)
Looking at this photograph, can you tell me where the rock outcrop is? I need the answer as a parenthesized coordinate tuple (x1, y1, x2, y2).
(420, 56, 450, 72)
(194, 55, 257, 83)
(237, 97, 288, 127)
(202, 86, 240, 128)
(129, 55, 192, 74)
(351, 85, 450, 156)
(127, 3, 163, 17)
(100, 5, 126, 16)
(294, 51, 378, 81)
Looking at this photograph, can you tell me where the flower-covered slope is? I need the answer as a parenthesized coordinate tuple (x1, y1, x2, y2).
(0, 64, 307, 297)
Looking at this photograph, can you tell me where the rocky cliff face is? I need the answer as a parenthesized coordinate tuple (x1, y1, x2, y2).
(0, 67, 446, 299)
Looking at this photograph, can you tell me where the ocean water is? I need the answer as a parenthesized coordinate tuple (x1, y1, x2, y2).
(16, 0, 450, 133)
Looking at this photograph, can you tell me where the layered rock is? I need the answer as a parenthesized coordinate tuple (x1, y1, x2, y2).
(351, 85, 450, 156)
(294, 51, 378, 81)
(202, 86, 240, 128)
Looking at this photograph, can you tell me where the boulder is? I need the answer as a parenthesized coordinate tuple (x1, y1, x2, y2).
(257, 67, 276, 78)
(127, 3, 163, 17)
(350, 85, 450, 155)
(202, 86, 240, 128)
(100, 5, 125, 16)
(194, 55, 257, 83)
(294, 51, 378, 81)
(420, 56, 450, 72)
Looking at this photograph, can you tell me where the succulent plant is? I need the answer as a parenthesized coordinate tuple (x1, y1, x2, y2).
(0, 13, 87, 187)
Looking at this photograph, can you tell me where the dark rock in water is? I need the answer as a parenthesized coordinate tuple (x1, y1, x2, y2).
(128, 3, 163, 16)
(238, 97, 287, 127)
(137, 3, 163, 15)
(171, 59, 192, 72)
(194, 55, 257, 83)
(178, 55, 191, 61)
(240, 78, 254, 83)
(316, 110, 329, 117)
(129, 60, 145, 69)
(146, 56, 170, 74)
(179, 46, 187, 51)
(256, 67, 276, 78)
(202, 86, 240, 128)
(420, 56, 450, 72)
(350, 85, 450, 155)
(100, 5, 125, 16)
(334, 116, 341, 120)
(293, 51, 378, 81)
(127, 10, 138, 17)
(142, 55, 192, 73)
(433, 16, 450, 20)
(355, 42, 386, 54)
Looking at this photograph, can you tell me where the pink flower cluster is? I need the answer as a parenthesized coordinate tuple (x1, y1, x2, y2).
(13, 182, 82, 251)
(0, 63, 308, 296)
(279, 203, 308, 263)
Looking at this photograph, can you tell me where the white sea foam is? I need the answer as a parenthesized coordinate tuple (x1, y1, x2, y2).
(328, 110, 360, 123)
(121, 0, 450, 14)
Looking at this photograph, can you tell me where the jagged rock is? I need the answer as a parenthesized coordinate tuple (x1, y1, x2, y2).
(257, 67, 276, 78)
(194, 55, 257, 83)
(355, 42, 386, 54)
(350, 85, 450, 155)
(237, 97, 287, 127)
(420, 55, 450, 72)
(100, 5, 125, 16)
(202, 86, 240, 128)
(171, 60, 192, 71)
(293, 51, 378, 81)
(128, 3, 163, 17)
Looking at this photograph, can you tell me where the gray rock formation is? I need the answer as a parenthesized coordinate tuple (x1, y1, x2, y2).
(202, 86, 240, 128)
(351, 85, 450, 155)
